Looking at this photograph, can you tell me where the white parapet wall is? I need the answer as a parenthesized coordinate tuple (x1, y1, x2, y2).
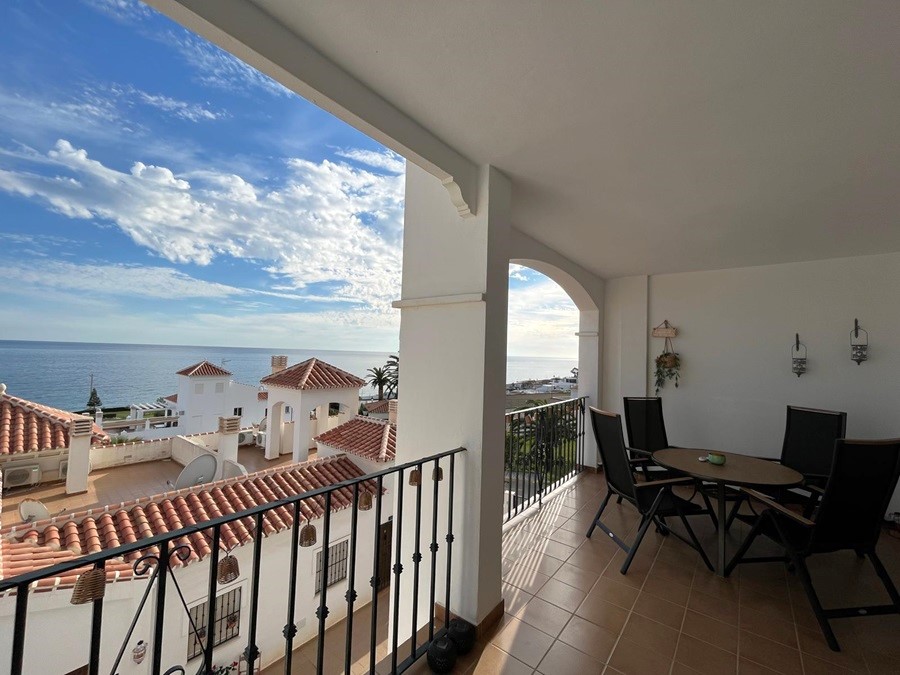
(90, 438, 173, 470)
(171, 432, 220, 467)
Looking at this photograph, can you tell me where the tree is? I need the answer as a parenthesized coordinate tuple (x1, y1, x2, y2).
(86, 387, 102, 412)
(384, 354, 399, 399)
(367, 366, 389, 401)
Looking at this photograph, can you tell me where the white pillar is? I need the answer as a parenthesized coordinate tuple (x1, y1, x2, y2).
(393, 164, 510, 630)
(217, 416, 240, 472)
(577, 309, 602, 468)
(66, 416, 94, 494)
(265, 404, 283, 460)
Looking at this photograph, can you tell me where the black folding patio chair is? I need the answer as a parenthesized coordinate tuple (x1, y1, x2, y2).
(726, 405, 847, 529)
(725, 438, 900, 651)
(586, 407, 715, 574)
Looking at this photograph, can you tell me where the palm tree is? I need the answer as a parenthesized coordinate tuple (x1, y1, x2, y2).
(384, 354, 399, 399)
(367, 366, 389, 400)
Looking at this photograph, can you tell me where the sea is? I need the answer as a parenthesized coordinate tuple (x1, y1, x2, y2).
(0, 340, 577, 412)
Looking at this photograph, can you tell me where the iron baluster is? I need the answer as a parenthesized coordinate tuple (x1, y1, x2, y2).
(428, 458, 441, 641)
(390, 468, 405, 673)
(445, 453, 456, 628)
(368, 474, 384, 675)
(203, 525, 221, 675)
(316, 491, 333, 675)
(11, 582, 28, 675)
(410, 463, 424, 659)
(244, 512, 264, 673)
(88, 560, 105, 675)
(152, 541, 170, 675)
(344, 483, 360, 675)
(284, 500, 302, 672)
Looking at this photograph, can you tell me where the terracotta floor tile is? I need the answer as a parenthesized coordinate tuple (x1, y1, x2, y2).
(739, 630, 803, 675)
(503, 567, 551, 595)
(620, 612, 680, 660)
(608, 636, 673, 675)
(557, 614, 619, 664)
(548, 527, 588, 549)
(737, 657, 780, 674)
(586, 576, 640, 611)
(795, 625, 867, 672)
(490, 618, 554, 669)
(468, 644, 534, 675)
(674, 634, 736, 675)
(574, 596, 630, 635)
(799, 653, 859, 674)
(567, 547, 615, 575)
(536, 639, 604, 675)
(532, 538, 577, 562)
(687, 588, 739, 626)
(681, 609, 738, 654)
(632, 591, 686, 630)
(515, 597, 572, 638)
(535, 577, 587, 610)
(641, 572, 691, 606)
(740, 587, 794, 624)
(651, 558, 696, 588)
(552, 562, 601, 592)
(738, 605, 798, 649)
(508, 550, 566, 578)
(501, 583, 535, 616)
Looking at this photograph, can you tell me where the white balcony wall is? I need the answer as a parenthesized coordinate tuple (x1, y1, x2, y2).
(604, 251, 900, 513)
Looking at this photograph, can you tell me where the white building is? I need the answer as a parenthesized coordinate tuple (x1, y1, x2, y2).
(0, 384, 108, 495)
(315, 414, 396, 476)
(166, 361, 267, 436)
(0, 454, 389, 675)
(260, 358, 365, 464)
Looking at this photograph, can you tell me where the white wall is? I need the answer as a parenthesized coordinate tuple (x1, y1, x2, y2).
(601, 275, 649, 416)
(91, 438, 172, 469)
(604, 252, 900, 512)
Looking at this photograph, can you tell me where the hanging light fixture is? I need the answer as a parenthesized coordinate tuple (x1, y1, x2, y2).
(791, 333, 807, 377)
(358, 490, 373, 511)
(432, 466, 444, 482)
(70, 567, 106, 605)
(217, 548, 240, 584)
(299, 512, 317, 547)
(851, 319, 868, 365)
(408, 468, 421, 486)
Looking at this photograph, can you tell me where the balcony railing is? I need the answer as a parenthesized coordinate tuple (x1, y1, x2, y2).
(0, 447, 465, 675)
(503, 397, 586, 523)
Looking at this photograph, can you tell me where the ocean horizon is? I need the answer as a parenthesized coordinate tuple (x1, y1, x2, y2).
(0, 340, 577, 411)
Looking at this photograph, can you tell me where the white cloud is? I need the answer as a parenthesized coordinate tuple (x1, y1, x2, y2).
(507, 274, 578, 357)
(80, 0, 153, 23)
(336, 149, 405, 175)
(0, 140, 404, 314)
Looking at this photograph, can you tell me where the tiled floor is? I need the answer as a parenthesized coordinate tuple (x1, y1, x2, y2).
(1, 447, 298, 527)
(256, 470, 900, 673)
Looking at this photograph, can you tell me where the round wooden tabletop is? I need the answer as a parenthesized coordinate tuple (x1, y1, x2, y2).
(652, 448, 803, 488)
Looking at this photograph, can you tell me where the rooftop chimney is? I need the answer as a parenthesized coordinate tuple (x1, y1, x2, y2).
(271, 355, 288, 375)
(389, 400, 398, 425)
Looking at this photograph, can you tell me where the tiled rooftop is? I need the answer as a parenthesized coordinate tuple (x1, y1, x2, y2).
(0, 451, 362, 589)
(364, 399, 391, 414)
(315, 416, 396, 463)
(260, 358, 366, 391)
(175, 360, 233, 377)
(0, 391, 107, 455)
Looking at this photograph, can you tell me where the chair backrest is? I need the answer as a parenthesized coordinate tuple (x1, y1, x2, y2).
(623, 397, 670, 452)
(589, 407, 636, 500)
(811, 439, 900, 553)
(781, 406, 847, 478)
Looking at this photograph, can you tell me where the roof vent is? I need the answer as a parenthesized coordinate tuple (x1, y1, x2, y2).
(271, 355, 288, 374)
(70, 416, 94, 437)
(219, 416, 241, 435)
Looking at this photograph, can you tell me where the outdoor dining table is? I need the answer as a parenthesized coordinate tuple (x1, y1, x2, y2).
(652, 448, 804, 576)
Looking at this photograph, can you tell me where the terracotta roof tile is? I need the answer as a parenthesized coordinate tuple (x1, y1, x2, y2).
(258, 391, 268, 401)
(176, 360, 233, 378)
(163, 393, 178, 403)
(364, 400, 391, 414)
(260, 358, 366, 391)
(0, 455, 374, 590)
(0, 392, 107, 455)
(315, 417, 396, 463)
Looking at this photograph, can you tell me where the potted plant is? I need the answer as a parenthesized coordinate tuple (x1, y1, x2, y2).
(654, 350, 681, 394)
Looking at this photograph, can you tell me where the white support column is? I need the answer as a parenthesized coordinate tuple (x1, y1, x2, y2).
(265, 403, 284, 460)
(577, 310, 602, 468)
(217, 416, 241, 472)
(66, 416, 94, 494)
(392, 163, 510, 632)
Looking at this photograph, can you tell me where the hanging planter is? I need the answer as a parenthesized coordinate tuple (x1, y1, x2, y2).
(654, 335, 681, 395)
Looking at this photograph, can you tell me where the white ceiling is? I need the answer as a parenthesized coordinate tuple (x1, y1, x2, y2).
(245, 0, 900, 279)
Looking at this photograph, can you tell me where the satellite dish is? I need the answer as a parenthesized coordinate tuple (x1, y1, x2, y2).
(19, 499, 51, 523)
(168, 454, 219, 490)
(221, 460, 249, 480)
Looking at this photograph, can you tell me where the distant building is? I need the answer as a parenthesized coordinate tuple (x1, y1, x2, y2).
(0, 384, 107, 494)
(315, 414, 396, 475)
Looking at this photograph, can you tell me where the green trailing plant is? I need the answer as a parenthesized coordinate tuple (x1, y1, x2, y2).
(654, 351, 681, 395)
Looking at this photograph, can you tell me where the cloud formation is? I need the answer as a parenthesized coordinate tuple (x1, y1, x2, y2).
(0, 140, 405, 314)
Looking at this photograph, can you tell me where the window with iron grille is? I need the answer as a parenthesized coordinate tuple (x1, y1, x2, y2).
(233, 407, 243, 416)
(315, 539, 350, 594)
(187, 587, 242, 661)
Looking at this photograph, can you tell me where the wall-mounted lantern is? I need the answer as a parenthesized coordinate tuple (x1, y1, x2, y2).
(791, 334, 807, 377)
(851, 319, 869, 365)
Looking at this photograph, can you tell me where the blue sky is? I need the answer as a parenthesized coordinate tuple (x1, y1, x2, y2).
(0, 0, 576, 356)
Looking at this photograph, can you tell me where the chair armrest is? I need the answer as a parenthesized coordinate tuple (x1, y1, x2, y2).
(636, 477, 694, 489)
(741, 488, 815, 527)
(806, 484, 825, 495)
(628, 457, 654, 466)
(627, 447, 652, 457)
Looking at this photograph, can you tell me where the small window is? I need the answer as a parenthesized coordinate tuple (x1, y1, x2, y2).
(187, 587, 242, 661)
(328, 402, 341, 417)
(315, 539, 350, 594)
(194, 383, 204, 395)
(215, 382, 225, 394)
(233, 407, 243, 416)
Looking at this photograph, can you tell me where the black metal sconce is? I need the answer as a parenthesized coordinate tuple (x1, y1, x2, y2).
(791, 333, 807, 377)
(851, 319, 868, 365)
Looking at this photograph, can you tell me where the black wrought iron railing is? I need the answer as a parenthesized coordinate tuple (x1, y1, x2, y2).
(0, 447, 465, 675)
(503, 397, 586, 523)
